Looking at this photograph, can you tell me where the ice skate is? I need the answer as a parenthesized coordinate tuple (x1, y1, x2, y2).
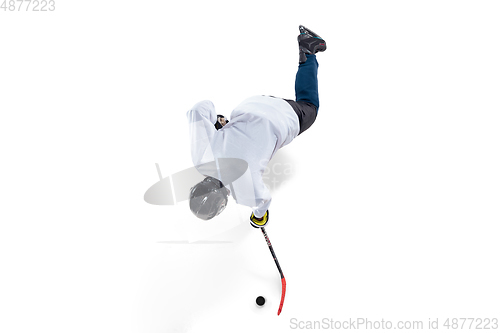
(298, 25, 327, 64)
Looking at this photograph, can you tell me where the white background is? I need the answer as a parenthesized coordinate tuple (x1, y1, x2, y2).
(1, 0, 499, 332)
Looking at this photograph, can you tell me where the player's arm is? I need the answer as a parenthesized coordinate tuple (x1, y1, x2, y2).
(249, 179, 272, 228)
(186, 100, 218, 165)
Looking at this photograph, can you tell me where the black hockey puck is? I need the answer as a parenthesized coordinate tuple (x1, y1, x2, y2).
(256, 296, 266, 306)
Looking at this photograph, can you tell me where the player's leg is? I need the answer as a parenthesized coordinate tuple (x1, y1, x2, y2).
(295, 54, 319, 109)
(285, 26, 326, 135)
(285, 55, 319, 135)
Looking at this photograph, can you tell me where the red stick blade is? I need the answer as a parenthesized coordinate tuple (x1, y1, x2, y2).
(277, 277, 286, 315)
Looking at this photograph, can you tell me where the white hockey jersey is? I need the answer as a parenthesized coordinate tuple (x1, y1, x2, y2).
(186, 95, 300, 218)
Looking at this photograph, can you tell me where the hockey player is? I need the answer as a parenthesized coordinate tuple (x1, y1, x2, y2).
(187, 26, 326, 228)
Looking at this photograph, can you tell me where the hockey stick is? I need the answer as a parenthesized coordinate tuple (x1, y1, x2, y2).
(261, 227, 286, 316)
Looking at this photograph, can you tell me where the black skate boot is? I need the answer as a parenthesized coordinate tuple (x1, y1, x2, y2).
(298, 25, 327, 64)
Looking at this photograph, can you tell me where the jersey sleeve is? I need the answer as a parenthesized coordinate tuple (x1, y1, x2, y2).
(186, 100, 217, 166)
(252, 175, 272, 219)
(230, 167, 272, 219)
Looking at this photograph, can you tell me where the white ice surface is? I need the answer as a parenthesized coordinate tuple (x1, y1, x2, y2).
(1, 1, 500, 332)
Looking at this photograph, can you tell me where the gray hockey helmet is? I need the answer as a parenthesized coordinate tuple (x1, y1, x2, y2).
(189, 176, 230, 220)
